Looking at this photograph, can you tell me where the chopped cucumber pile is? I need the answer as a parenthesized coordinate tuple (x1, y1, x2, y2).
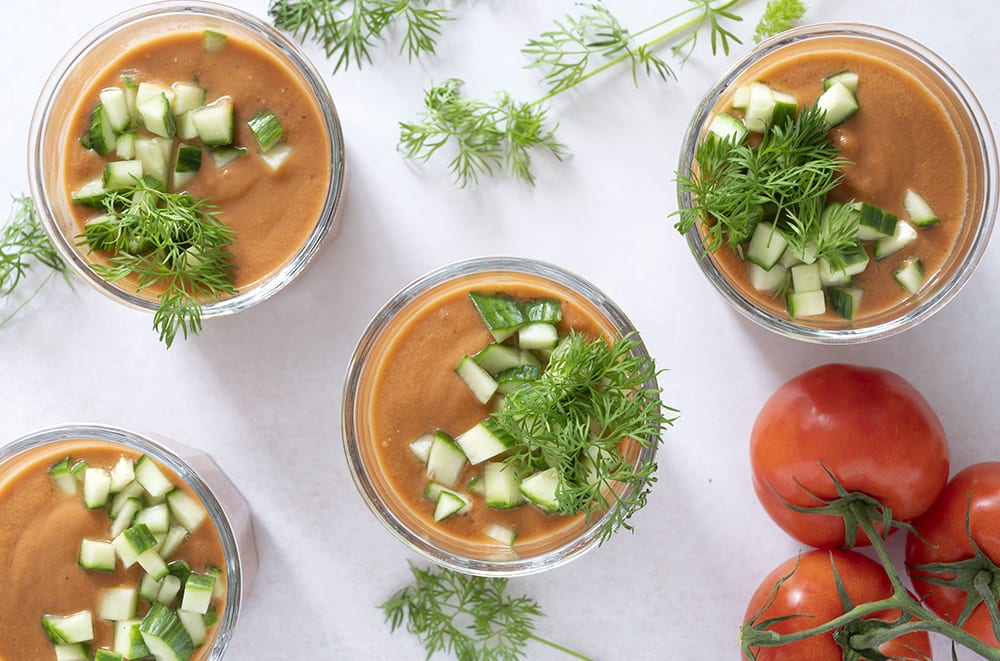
(405, 292, 575, 547)
(74, 29, 291, 210)
(709, 73, 938, 320)
(44, 452, 222, 661)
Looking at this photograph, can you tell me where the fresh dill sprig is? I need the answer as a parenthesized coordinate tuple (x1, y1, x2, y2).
(488, 332, 672, 544)
(400, 0, 754, 187)
(399, 79, 567, 187)
(0, 195, 71, 329)
(674, 104, 847, 252)
(77, 177, 237, 348)
(381, 563, 592, 661)
(753, 0, 807, 43)
(268, 0, 452, 73)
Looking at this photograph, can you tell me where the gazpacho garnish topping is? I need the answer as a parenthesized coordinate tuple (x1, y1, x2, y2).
(75, 176, 238, 348)
(44, 452, 222, 661)
(409, 291, 671, 546)
(674, 72, 942, 321)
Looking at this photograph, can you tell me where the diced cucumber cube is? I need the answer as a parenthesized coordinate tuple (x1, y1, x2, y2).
(790, 262, 822, 293)
(818, 258, 852, 287)
(731, 84, 751, 110)
(247, 109, 284, 151)
(456, 420, 515, 465)
(828, 286, 864, 320)
(71, 460, 88, 481)
(134, 455, 173, 499)
(135, 137, 169, 187)
(165, 488, 207, 532)
(135, 503, 171, 534)
(138, 92, 176, 139)
(894, 257, 925, 293)
(94, 649, 125, 661)
(72, 178, 107, 208)
(874, 220, 918, 259)
(137, 548, 169, 581)
(49, 457, 77, 496)
(707, 112, 747, 144)
(209, 145, 247, 168)
(787, 289, 826, 317)
(110, 481, 143, 515)
(99, 87, 132, 133)
(177, 609, 208, 646)
(80, 102, 117, 155)
(54, 643, 90, 661)
(123, 523, 159, 555)
(466, 474, 484, 494)
(409, 433, 434, 464)
(112, 532, 140, 569)
(454, 355, 499, 404)
(816, 82, 859, 127)
(823, 70, 859, 93)
(174, 144, 202, 173)
(259, 142, 293, 171)
(98, 587, 138, 621)
(156, 573, 183, 605)
(103, 160, 143, 191)
(425, 431, 467, 488)
(857, 202, 897, 240)
(903, 189, 940, 227)
(140, 571, 164, 602)
(140, 603, 195, 661)
(204, 29, 228, 53)
(113, 619, 149, 659)
(170, 82, 206, 116)
(79, 539, 116, 572)
(472, 343, 522, 375)
(191, 98, 235, 146)
(180, 573, 217, 615)
(484, 523, 518, 546)
(771, 90, 798, 127)
(108, 457, 136, 493)
(175, 110, 199, 141)
(483, 461, 523, 509)
(468, 292, 525, 342)
(745, 222, 788, 270)
(136, 82, 175, 107)
(744, 81, 776, 133)
(748, 262, 787, 292)
(496, 364, 541, 394)
(433, 489, 471, 522)
(42, 611, 94, 644)
(158, 525, 189, 560)
(518, 467, 560, 512)
(518, 322, 558, 350)
(83, 467, 112, 509)
(110, 497, 142, 539)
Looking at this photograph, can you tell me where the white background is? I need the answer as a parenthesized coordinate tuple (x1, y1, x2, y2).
(2, 1, 998, 659)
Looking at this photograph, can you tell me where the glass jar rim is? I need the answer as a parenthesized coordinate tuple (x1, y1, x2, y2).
(341, 256, 662, 576)
(2, 422, 244, 658)
(26, 0, 346, 320)
(676, 22, 998, 344)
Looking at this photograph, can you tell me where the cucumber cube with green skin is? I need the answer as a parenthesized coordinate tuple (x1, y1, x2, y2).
(80, 102, 117, 155)
(787, 289, 826, 317)
(180, 573, 217, 615)
(94, 649, 125, 661)
(744, 81, 776, 133)
(139, 603, 194, 661)
(98, 587, 138, 622)
(829, 286, 864, 320)
(894, 257, 925, 294)
(518, 467, 560, 512)
(433, 488, 471, 522)
(177, 610, 208, 646)
(203, 29, 227, 53)
(524, 298, 562, 323)
(483, 461, 523, 509)
(425, 431, 467, 488)
(42, 611, 94, 644)
(745, 222, 788, 270)
(454, 354, 499, 404)
(170, 82, 206, 116)
(83, 467, 112, 509)
(456, 419, 515, 465)
(165, 488, 207, 532)
(472, 343, 522, 375)
(707, 112, 747, 144)
(191, 98, 235, 146)
(54, 643, 90, 661)
(259, 143, 293, 171)
(247, 109, 284, 151)
(770, 91, 798, 128)
(113, 619, 149, 659)
(209, 145, 247, 168)
(108, 457, 135, 493)
(138, 93, 177, 139)
(134, 455, 173, 499)
(857, 202, 898, 240)
(49, 457, 77, 496)
(903, 189, 940, 227)
(408, 433, 434, 464)
(495, 364, 541, 394)
(484, 522, 518, 546)
(816, 81, 859, 127)
(518, 322, 559, 350)
(79, 539, 117, 572)
(468, 292, 525, 342)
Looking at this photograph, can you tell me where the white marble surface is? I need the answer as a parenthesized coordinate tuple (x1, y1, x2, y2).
(1, 1, 998, 659)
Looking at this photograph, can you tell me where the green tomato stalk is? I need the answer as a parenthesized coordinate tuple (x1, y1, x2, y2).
(741, 471, 1000, 660)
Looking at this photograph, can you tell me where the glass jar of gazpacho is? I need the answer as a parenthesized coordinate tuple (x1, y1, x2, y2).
(342, 257, 666, 576)
(0, 423, 255, 660)
(28, 1, 346, 337)
(675, 24, 997, 343)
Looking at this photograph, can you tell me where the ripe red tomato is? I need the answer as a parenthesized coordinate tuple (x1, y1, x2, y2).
(742, 549, 932, 660)
(906, 461, 1000, 646)
(750, 363, 949, 548)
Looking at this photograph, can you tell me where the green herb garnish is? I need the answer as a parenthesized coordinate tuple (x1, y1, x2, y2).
(1, 196, 71, 329)
(674, 104, 850, 256)
(753, 0, 807, 43)
(382, 563, 592, 661)
(488, 331, 673, 544)
(268, 0, 452, 73)
(77, 177, 237, 348)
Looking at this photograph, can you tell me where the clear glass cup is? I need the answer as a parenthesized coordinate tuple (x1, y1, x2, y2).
(0, 423, 256, 659)
(341, 256, 662, 576)
(28, 0, 346, 321)
(676, 23, 998, 343)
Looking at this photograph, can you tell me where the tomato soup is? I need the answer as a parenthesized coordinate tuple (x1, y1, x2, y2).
(60, 24, 332, 295)
(689, 30, 990, 330)
(0, 439, 226, 660)
(347, 266, 650, 565)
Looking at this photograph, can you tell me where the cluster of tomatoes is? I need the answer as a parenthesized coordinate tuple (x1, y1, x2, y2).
(742, 363, 1000, 659)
